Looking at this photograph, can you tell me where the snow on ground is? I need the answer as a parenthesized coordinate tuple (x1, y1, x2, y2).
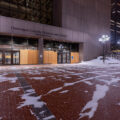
(17, 88, 45, 109)
(59, 90, 69, 94)
(30, 77, 45, 80)
(47, 87, 63, 94)
(45, 77, 95, 95)
(8, 87, 21, 92)
(39, 57, 120, 119)
(0, 56, 120, 119)
(1, 87, 21, 93)
(117, 103, 120, 106)
(30, 109, 39, 120)
(79, 84, 109, 119)
(0, 76, 18, 83)
(80, 56, 120, 67)
(43, 115, 56, 120)
(84, 90, 88, 93)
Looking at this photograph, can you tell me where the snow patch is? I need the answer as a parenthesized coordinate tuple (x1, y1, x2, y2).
(30, 77, 45, 80)
(47, 77, 96, 95)
(8, 87, 21, 92)
(0, 76, 18, 83)
(79, 84, 109, 119)
(83, 81, 93, 86)
(47, 87, 63, 94)
(30, 109, 39, 120)
(117, 103, 120, 106)
(43, 115, 55, 120)
(80, 57, 120, 67)
(17, 89, 45, 109)
(84, 91, 88, 93)
(60, 90, 69, 94)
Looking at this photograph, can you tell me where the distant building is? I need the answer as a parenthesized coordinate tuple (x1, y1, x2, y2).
(111, 0, 120, 50)
(0, 0, 110, 65)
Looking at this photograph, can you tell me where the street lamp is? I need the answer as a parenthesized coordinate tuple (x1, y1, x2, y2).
(117, 40, 120, 57)
(99, 35, 110, 63)
(117, 41, 120, 45)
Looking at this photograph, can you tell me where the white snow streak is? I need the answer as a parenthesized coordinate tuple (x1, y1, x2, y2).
(0, 76, 18, 83)
(79, 84, 109, 119)
(8, 87, 21, 92)
(17, 89, 45, 109)
(43, 115, 55, 120)
(30, 77, 45, 80)
(30, 109, 39, 120)
(59, 90, 69, 94)
(47, 87, 63, 94)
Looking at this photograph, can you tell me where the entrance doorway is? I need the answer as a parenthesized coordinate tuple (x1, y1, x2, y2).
(58, 52, 71, 64)
(0, 51, 20, 65)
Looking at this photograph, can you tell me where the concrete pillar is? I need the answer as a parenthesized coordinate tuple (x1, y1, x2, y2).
(79, 43, 84, 62)
(38, 38, 43, 64)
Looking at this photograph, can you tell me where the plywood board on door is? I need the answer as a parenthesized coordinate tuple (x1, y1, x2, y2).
(43, 50, 57, 64)
(20, 50, 28, 64)
(71, 52, 79, 64)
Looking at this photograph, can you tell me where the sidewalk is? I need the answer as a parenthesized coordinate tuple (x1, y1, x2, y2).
(0, 64, 120, 120)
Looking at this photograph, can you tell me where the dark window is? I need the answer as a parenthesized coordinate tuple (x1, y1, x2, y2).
(28, 38, 38, 47)
(0, 35, 11, 45)
(0, 0, 53, 25)
(44, 40, 79, 52)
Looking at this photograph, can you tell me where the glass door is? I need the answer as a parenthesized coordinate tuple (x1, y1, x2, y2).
(58, 52, 62, 64)
(62, 53, 67, 63)
(66, 52, 71, 63)
(13, 51, 20, 65)
(57, 52, 71, 64)
(5, 52, 11, 65)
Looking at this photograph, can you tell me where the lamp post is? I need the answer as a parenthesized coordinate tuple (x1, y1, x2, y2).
(99, 35, 110, 63)
(117, 41, 120, 59)
(117, 41, 120, 45)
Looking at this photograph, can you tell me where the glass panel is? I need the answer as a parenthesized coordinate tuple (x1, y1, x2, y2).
(13, 52, 19, 64)
(0, 0, 53, 25)
(0, 52, 3, 64)
(58, 53, 62, 64)
(5, 52, 11, 64)
(62, 53, 66, 63)
(66, 52, 70, 63)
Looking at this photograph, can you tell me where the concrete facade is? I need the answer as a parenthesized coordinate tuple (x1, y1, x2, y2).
(0, 0, 111, 62)
(61, 0, 111, 60)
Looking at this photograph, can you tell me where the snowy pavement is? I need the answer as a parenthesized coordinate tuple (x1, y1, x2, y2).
(0, 57, 120, 120)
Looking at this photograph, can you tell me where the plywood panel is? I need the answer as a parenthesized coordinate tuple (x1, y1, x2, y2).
(71, 52, 79, 64)
(43, 50, 57, 64)
(20, 49, 38, 65)
(43, 51, 49, 64)
(20, 50, 28, 64)
(28, 50, 39, 64)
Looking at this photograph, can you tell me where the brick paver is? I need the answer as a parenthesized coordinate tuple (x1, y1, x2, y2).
(0, 65, 120, 120)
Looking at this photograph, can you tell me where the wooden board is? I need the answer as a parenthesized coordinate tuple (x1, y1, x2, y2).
(43, 50, 57, 64)
(20, 50, 28, 64)
(71, 52, 80, 64)
(20, 49, 38, 65)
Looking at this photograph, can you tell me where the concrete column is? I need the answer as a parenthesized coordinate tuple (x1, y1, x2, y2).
(38, 38, 43, 64)
(79, 43, 84, 62)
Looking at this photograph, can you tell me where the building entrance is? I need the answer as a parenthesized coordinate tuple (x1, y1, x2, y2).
(0, 51, 20, 65)
(44, 40, 80, 64)
(57, 51, 71, 64)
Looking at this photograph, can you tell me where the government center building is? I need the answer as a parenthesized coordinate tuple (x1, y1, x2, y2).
(0, 0, 110, 65)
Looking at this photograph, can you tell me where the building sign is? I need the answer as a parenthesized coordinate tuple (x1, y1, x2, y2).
(11, 26, 66, 38)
